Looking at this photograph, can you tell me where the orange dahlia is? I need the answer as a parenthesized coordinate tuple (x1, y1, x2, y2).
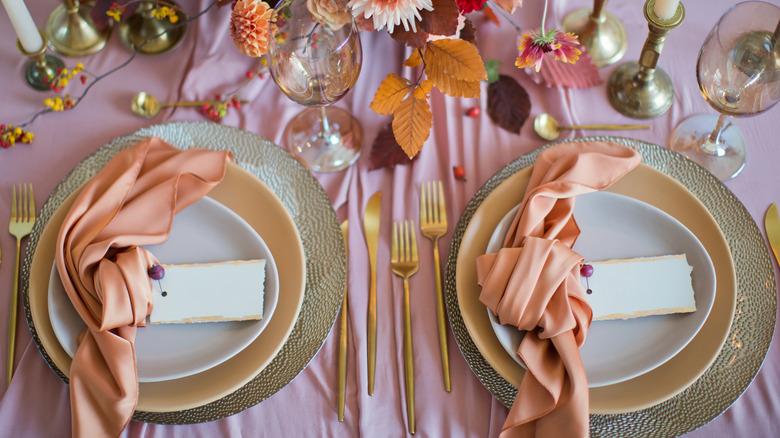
(230, 0, 276, 57)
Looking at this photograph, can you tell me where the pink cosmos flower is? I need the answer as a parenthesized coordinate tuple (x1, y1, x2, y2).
(515, 28, 581, 72)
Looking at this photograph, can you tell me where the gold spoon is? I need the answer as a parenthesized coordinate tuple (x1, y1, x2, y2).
(533, 113, 651, 141)
(131, 92, 243, 119)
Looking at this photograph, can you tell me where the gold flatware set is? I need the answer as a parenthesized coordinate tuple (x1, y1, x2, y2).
(340, 183, 450, 433)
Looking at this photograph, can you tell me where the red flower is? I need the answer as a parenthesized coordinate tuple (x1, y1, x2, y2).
(515, 28, 581, 72)
(456, 0, 486, 14)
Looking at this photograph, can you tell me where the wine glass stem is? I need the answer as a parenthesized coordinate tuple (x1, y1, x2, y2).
(702, 113, 728, 157)
(320, 107, 331, 135)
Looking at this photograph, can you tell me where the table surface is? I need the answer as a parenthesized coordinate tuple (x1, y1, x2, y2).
(1, 0, 778, 436)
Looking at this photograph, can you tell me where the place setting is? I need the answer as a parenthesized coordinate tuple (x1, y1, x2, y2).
(21, 122, 346, 427)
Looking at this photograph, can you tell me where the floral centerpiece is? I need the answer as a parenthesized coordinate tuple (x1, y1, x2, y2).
(230, 0, 581, 159)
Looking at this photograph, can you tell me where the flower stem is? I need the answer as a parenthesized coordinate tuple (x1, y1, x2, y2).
(487, 0, 522, 33)
(541, 0, 548, 33)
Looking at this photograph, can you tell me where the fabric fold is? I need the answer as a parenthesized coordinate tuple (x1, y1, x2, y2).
(475, 142, 641, 437)
(55, 137, 233, 437)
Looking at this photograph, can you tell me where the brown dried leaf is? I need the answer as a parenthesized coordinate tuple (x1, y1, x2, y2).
(392, 92, 433, 159)
(390, 23, 429, 49)
(368, 123, 416, 170)
(370, 74, 413, 115)
(419, 0, 459, 37)
(487, 74, 531, 133)
(424, 39, 487, 96)
(459, 18, 477, 46)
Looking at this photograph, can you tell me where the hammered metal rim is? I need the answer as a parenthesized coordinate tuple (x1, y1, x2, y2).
(444, 136, 776, 437)
(21, 121, 346, 424)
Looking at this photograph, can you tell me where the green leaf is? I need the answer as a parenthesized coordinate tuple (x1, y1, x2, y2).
(484, 59, 502, 84)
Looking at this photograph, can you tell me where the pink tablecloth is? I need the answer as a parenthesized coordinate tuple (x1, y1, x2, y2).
(1, 0, 778, 436)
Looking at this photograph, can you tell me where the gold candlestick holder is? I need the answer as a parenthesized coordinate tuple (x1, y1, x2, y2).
(46, 0, 110, 57)
(562, 0, 627, 68)
(118, 1, 187, 55)
(606, 0, 685, 119)
(18, 30, 66, 91)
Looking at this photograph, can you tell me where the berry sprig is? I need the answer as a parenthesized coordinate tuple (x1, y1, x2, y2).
(200, 61, 269, 122)
(152, 5, 180, 23)
(43, 63, 89, 93)
(44, 95, 77, 112)
(0, 125, 34, 149)
(107, 1, 180, 22)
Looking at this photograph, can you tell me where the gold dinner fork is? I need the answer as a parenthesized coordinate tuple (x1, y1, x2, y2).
(391, 220, 418, 435)
(8, 184, 35, 385)
(419, 181, 451, 392)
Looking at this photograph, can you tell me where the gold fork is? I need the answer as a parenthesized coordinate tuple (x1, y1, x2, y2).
(419, 181, 451, 392)
(391, 220, 419, 435)
(8, 184, 35, 385)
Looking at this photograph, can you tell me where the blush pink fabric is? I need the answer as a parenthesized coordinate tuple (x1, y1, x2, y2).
(475, 142, 641, 437)
(54, 137, 232, 437)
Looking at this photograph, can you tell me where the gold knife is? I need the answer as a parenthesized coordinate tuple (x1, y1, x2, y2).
(765, 203, 780, 264)
(363, 191, 381, 396)
(338, 220, 348, 421)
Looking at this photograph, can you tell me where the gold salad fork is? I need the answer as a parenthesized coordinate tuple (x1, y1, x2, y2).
(419, 181, 451, 392)
(8, 184, 35, 385)
(391, 220, 419, 435)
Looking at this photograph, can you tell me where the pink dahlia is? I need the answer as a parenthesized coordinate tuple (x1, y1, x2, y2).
(230, 0, 276, 57)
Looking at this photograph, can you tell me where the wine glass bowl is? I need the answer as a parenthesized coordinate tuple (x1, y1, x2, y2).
(267, 0, 363, 172)
(671, 1, 780, 180)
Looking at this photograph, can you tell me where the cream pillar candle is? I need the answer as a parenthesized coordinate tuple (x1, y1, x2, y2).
(653, 0, 680, 20)
(1, 0, 43, 53)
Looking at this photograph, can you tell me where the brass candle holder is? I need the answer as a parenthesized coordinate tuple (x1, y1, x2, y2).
(17, 29, 66, 91)
(606, 0, 685, 119)
(117, 1, 187, 55)
(562, 0, 627, 68)
(46, 0, 110, 57)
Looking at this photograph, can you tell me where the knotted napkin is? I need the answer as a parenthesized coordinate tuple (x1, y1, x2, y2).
(55, 137, 233, 437)
(475, 142, 641, 437)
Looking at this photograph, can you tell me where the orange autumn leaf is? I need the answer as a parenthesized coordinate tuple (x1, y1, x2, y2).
(392, 91, 433, 159)
(404, 49, 423, 68)
(415, 80, 433, 98)
(482, 5, 501, 26)
(370, 73, 413, 115)
(423, 39, 487, 86)
(431, 77, 480, 98)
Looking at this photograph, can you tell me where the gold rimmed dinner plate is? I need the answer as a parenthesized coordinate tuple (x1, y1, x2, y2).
(445, 137, 776, 436)
(22, 122, 346, 423)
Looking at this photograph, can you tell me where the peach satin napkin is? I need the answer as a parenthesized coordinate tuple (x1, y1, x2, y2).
(475, 142, 641, 437)
(55, 137, 233, 437)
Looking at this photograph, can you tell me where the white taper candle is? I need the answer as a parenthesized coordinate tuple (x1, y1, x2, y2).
(1, 0, 43, 53)
(653, 0, 680, 20)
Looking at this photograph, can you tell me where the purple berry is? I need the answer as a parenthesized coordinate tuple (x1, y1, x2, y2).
(148, 264, 165, 280)
(580, 264, 594, 278)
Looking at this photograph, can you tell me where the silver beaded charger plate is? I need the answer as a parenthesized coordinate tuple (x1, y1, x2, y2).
(22, 121, 346, 424)
(445, 136, 776, 436)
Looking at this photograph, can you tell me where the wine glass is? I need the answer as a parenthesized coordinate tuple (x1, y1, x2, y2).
(266, 0, 363, 172)
(670, 1, 780, 180)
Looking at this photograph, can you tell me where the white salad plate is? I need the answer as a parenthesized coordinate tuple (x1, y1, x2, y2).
(486, 191, 716, 387)
(48, 195, 280, 382)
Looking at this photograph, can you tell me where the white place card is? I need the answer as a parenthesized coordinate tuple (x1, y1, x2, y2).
(583, 254, 696, 321)
(150, 259, 266, 324)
